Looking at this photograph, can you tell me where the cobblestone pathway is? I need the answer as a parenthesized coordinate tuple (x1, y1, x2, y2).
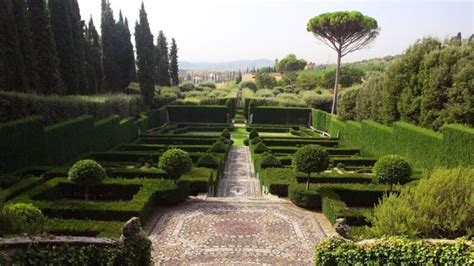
(148, 145, 333, 265)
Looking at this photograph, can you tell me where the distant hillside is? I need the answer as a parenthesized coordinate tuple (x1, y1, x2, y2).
(179, 59, 274, 71)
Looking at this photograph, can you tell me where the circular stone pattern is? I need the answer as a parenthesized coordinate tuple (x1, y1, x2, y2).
(213, 219, 262, 237)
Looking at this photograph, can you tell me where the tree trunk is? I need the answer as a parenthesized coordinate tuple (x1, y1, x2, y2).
(331, 51, 342, 115)
(84, 186, 89, 201)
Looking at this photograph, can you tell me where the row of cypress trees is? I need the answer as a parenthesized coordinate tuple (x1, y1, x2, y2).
(0, 0, 179, 97)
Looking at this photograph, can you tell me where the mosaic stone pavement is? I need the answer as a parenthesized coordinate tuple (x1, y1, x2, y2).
(148, 145, 334, 265)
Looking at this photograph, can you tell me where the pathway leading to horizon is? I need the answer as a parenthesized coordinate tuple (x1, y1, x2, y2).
(148, 129, 334, 265)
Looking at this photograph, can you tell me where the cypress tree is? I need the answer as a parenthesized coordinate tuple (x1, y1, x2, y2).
(156, 30, 170, 86)
(27, 0, 62, 94)
(68, 0, 88, 94)
(135, 2, 155, 108)
(169, 38, 179, 85)
(49, 0, 77, 94)
(101, 0, 120, 92)
(12, 0, 40, 91)
(0, 0, 27, 92)
(85, 17, 103, 94)
(115, 11, 135, 90)
(125, 18, 137, 83)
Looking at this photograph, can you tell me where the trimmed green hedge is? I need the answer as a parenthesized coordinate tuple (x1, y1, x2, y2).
(146, 107, 168, 129)
(251, 107, 311, 125)
(260, 168, 295, 197)
(314, 237, 473, 265)
(94, 115, 121, 152)
(0, 117, 45, 172)
(311, 109, 474, 169)
(167, 106, 229, 123)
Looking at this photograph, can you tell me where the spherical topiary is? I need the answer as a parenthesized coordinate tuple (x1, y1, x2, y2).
(260, 154, 282, 169)
(251, 137, 262, 145)
(159, 149, 193, 181)
(243, 139, 250, 146)
(196, 154, 220, 169)
(68, 160, 106, 200)
(249, 129, 259, 139)
(221, 129, 231, 140)
(254, 142, 269, 154)
(373, 155, 411, 190)
(1, 203, 45, 235)
(293, 145, 330, 189)
(211, 141, 228, 153)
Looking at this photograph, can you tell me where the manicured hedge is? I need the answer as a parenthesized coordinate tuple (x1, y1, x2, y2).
(94, 115, 121, 152)
(251, 107, 311, 125)
(118, 144, 212, 153)
(311, 109, 474, 169)
(259, 168, 295, 197)
(167, 106, 229, 123)
(139, 137, 217, 145)
(146, 107, 168, 129)
(295, 173, 373, 184)
(0, 117, 45, 172)
(314, 237, 473, 265)
(44, 115, 95, 165)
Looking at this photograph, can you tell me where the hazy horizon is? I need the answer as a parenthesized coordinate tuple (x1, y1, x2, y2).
(78, 0, 473, 64)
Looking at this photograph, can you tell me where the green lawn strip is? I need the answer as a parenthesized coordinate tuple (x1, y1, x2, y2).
(44, 219, 124, 238)
(232, 127, 248, 146)
(180, 167, 217, 195)
(0, 176, 44, 203)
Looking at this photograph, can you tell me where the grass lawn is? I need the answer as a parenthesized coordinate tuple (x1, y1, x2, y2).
(232, 127, 248, 146)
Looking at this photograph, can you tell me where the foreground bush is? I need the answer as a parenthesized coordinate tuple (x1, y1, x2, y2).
(0, 203, 45, 236)
(314, 237, 473, 265)
(68, 160, 107, 200)
(373, 155, 411, 191)
(369, 167, 474, 239)
(159, 149, 193, 181)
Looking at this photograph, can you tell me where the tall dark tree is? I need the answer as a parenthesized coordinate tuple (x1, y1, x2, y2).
(27, 0, 62, 94)
(156, 30, 170, 86)
(135, 2, 155, 107)
(0, 0, 27, 91)
(115, 11, 136, 90)
(12, 0, 40, 91)
(85, 17, 103, 93)
(125, 18, 137, 82)
(169, 38, 179, 85)
(68, 0, 88, 94)
(101, 0, 120, 92)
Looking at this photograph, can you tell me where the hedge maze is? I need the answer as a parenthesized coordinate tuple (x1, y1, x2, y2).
(0, 106, 233, 238)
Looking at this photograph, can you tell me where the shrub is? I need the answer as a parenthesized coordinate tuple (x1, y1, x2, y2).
(196, 154, 220, 169)
(158, 149, 193, 181)
(260, 154, 282, 169)
(68, 160, 106, 200)
(179, 82, 195, 92)
(243, 139, 250, 146)
(221, 129, 231, 139)
(210, 141, 228, 153)
(254, 142, 269, 154)
(369, 167, 474, 239)
(373, 155, 411, 191)
(293, 145, 330, 190)
(251, 137, 262, 144)
(219, 136, 231, 144)
(249, 128, 259, 139)
(240, 81, 257, 91)
(200, 81, 216, 89)
(0, 203, 45, 236)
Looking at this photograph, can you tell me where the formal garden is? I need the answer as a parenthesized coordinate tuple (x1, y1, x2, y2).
(0, 0, 473, 264)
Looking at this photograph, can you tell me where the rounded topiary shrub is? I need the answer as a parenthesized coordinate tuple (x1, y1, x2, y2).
(260, 154, 282, 169)
(373, 155, 411, 190)
(251, 137, 262, 145)
(243, 139, 250, 146)
(211, 141, 228, 153)
(221, 129, 231, 140)
(0, 203, 45, 235)
(254, 142, 269, 154)
(159, 149, 193, 181)
(197, 154, 220, 169)
(68, 160, 106, 200)
(293, 145, 330, 189)
(249, 129, 259, 139)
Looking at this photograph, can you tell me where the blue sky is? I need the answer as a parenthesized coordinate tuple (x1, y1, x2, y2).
(78, 0, 474, 64)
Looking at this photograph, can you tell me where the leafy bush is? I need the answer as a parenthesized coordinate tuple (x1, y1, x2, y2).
(200, 81, 216, 89)
(260, 154, 282, 169)
(293, 145, 330, 189)
(254, 142, 269, 154)
(240, 81, 257, 91)
(249, 128, 259, 139)
(0, 203, 45, 236)
(179, 81, 195, 92)
(250, 137, 262, 144)
(210, 141, 228, 153)
(68, 160, 106, 200)
(369, 167, 474, 239)
(243, 139, 249, 146)
(158, 149, 193, 181)
(221, 129, 231, 139)
(255, 72, 277, 89)
(196, 154, 220, 169)
(314, 237, 473, 265)
(373, 155, 411, 190)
